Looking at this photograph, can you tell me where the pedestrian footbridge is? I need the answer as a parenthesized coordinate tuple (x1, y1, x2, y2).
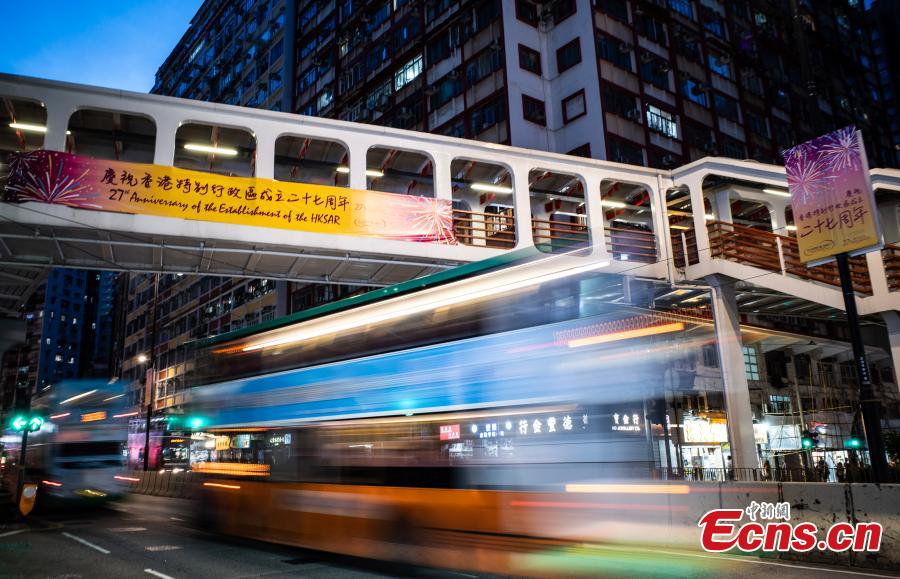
(0, 74, 898, 319)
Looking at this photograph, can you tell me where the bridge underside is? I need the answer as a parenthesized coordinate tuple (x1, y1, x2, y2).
(0, 203, 457, 310)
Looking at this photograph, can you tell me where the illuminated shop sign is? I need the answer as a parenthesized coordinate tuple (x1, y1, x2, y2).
(80, 411, 107, 423)
(683, 417, 729, 443)
(477, 413, 586, 437)
(439, 424, 460, 440)
(268, 433, 291, 446)
(611, 411, 642, 433)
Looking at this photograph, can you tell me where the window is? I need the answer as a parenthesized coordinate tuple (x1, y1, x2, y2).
(713, 93, 740, 122)
(597, 35, 632, 71)
(743, 347, 760, 380)
(516, 0, 539, 26)
(596, 0, 628, 22)
(646, 105, 678, 138)
(675, 27, 702, 62)
(602, 84, 638, 119)
(708, 52, 732, 78)
(466, 48, 503, 85)
(640, 56, 670, 90)
(518, 44, 541, 75)
(395, 54, 423, 90)
(681, 77, 708, 107)
(469, 97, 505, 135)
(562, 90, 586, 124)
(522, 95, 546, 126)
(768, 394, 790, 414)
(719, 136, 746, 159)
(607, 137, 644, 165)
(637, 15, 667, 45)
(556, 39, 582, 73)
(702, 345, 718, 367)
(567, 143, 591, 158)
(745, 110, 769, 137)
(551, 0, 576, 23)
(668, 0, 693, 19)
(430, 74, 462, 109)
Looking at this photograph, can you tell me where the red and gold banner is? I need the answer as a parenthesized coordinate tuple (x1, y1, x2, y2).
(4, 150, 456, 244)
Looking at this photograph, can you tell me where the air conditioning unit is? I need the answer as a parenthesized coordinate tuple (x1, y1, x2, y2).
(398, 107, 413, 120)
(716, 54, 732, 65)
(640, 51, 655, 64)
(658, 62, 672, 73)
(678, 70, 692, 80)
(425, 85, 438, 95)
(618, 42, 634, 54)
(661, 155, 676, 166)
(625, 109, 642, 122)
(359, 109, 371, 120)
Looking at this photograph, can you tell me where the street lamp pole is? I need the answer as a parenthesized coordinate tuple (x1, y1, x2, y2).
(142, 273, 160, 471)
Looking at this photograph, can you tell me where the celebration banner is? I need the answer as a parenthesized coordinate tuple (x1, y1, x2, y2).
(782, 126, 881, 264)
(3, 150, 456, 244)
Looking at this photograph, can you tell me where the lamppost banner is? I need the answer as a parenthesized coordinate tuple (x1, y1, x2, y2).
(782, 126, 881, 265)
(3, 150, 457, 245)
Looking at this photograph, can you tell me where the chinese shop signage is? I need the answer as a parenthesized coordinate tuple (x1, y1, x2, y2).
(782, 126, 881, 264)
(4, 150, 456, 244)
(439, 424, 460, 441)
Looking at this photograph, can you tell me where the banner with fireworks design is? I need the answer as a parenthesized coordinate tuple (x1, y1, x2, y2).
(782, 126, 881, 264)
(3, 150, 457, 245)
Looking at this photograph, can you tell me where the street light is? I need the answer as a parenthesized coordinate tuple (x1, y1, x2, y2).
(137, 354, 148, 363)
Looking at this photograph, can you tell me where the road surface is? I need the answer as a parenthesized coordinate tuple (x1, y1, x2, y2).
(0, 494, 896, 578)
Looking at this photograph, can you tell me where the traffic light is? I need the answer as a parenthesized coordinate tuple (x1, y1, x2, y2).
(844, 437, 864, 449)
(186, 415, 206, 430)
(801, 428, 820, 449)
(10, 414, 44, 432)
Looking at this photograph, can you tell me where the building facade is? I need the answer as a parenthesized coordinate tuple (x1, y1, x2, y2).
(0, 269, 120, 420)
(152, 0, 895, 169)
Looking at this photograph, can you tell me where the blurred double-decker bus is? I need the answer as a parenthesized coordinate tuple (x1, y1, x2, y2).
(186, 250, 726, 573)
(2, 379, 129, 504)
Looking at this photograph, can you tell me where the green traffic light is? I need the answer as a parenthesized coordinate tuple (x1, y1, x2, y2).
(187, 416, 205, 430)
(10, 414, 43, 432)
(11, 415, 27, 432)
(801, 436, 814, 449)
(845, 437, 862, 449)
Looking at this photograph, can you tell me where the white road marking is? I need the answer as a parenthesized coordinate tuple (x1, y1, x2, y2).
(0, 529, 28, 538)
(109, 527, 146, 532)
(146, 545, 183, 552)
(144, 569, 176, 579)
(61, 532, 110, 554)
(169, 517, 184, 522)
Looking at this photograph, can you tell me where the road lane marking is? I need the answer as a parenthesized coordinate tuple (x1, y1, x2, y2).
(169, 517, 184, 522)
(61, 532, 110, 554)
(146, 545, 182, 552)
(109, 527, 146, 532)
(0, 529, 28, 538)
(145, 569, 176, 579)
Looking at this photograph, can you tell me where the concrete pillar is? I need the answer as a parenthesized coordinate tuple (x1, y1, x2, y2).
(884, 311, 900, 389)
(510, 159, 534, 249)
(769, 201, 788, 233)
(714, 189, 732, 223)
(348, 142, 368, 191)
(42, 99, 73, 152)
(581, 172, 609, 259)
(431, 151, 452, 202)
(707, 274, 759, 471)
(152, 115, 180, 168)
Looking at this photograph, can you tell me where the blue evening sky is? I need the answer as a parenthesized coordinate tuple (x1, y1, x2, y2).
(0, 1, 204, 93)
